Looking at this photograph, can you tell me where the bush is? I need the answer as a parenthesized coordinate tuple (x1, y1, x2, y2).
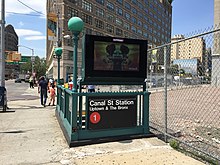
(169, 139, 179, 149)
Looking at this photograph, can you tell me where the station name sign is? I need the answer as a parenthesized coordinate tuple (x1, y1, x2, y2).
(88, 96, 137, 130)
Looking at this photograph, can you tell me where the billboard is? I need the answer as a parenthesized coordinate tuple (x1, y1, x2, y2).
(47, 12, 57, 41)
(84, 35, 148, 83)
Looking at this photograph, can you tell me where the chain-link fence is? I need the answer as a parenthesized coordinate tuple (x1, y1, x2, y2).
(148, 25, 220, 163)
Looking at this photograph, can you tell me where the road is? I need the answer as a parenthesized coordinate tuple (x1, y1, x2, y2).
(5, 79, 39, 101)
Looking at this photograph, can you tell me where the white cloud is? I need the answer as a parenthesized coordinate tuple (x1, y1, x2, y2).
(15, 29, 42, 37)
(18, 21, 24, 27)
(25, 36, 46, 40)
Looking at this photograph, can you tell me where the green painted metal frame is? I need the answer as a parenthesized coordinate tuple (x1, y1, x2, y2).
(56, 85, 150, 145)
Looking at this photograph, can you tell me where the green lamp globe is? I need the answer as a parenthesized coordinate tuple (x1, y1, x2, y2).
(54, 47, 62, 57)
(68, 17, 84, 33)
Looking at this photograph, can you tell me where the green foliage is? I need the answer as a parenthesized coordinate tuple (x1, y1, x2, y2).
(169, 139, 179, 149)
(19, 56, 47, 79)
(20, 61, 32, 73)
(34, 56, 47, 79)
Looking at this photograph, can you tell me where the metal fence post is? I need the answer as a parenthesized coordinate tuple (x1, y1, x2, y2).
(164, 46, 168, 142)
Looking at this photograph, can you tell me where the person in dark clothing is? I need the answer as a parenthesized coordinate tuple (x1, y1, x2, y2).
(38, 76, 48, 107)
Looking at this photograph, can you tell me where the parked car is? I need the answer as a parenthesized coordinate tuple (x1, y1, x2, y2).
(145, 78, 156, 88)
(15, 78, 22, 83)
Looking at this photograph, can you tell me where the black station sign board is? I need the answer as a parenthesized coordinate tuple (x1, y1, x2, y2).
(88, 95, 137, 130)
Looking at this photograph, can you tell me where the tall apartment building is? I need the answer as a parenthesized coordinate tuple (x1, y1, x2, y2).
(170, 35, 206, 62)
(46, 0, 172, 81)
(2, 24, 19, 79)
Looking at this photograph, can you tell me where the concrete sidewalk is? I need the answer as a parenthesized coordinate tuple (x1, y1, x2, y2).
(0, 88, 205, 165)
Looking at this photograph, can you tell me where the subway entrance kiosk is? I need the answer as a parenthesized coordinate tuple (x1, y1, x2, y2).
(56, 27, 151, 146)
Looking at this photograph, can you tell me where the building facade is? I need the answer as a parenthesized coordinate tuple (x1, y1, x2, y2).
(46, 0, 172, 81)
(212, 0, 220, 86)
(4, 25, 19, 79)
(170, 35, 206, 62)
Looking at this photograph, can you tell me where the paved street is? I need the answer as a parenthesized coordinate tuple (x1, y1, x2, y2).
(0, 81, 205, 165)
(5, 80, 39, 101)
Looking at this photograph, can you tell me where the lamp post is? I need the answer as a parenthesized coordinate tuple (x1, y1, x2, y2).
(18, 45, 34, 75)
(0, 0, 5, 87)
(68, 17, 84, 92)
(54, 47, 62, 85)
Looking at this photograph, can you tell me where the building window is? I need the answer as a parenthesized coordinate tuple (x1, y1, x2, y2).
(144, 0, 148, 5)
(131, 8, 137, 14)
(95, 19, 104, 29)
(137, 20, 142, 26)
(96, 7, 104, 17)
(144, 8, 148, 14)
(124, 31, 130, 38)
(96, 0, 104, 5)
(125, 13, 130, 20)
(125, 2, 130, 10)
(131, 0, 137, 5)
(68, 51, 73, 60)
(137, 29, 142, 35)
(85, 28, 92, 34)
(124, 22, 130, 30)
(106, 24, 114, 33)
(67, 0, 78, 3)
(143, 32, 148, 38)
(116, 28, 123, 36)
(116, 18, 123, 26)
(82, 13, 93, 25)
(144, 24, 148, 30)
(131, 17, 136, 24)
(67, 7, 78, 18)
(107, 2, 114, 11)
(137, 2, 143, 9)
(137, 12, 143, 18)
(82, 0, 92, 12)
(116, 0, 123, 5)
(131, 26, 136, 33)
(116, 7, 123, 16)
(106, 13, 114, 22)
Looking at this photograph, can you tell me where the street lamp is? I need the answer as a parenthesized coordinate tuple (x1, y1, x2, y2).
(17, 45, 35, 75)
(54, 47, 62, 85)
(68, 17, 84, 92)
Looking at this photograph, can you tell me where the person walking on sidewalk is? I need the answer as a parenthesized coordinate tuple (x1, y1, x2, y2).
(29, 75, 34, 88)
(48, 84, 56, 106)
(38, 76, 48, 107)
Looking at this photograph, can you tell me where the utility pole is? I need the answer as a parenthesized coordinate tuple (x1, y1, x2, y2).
(0, 0, 5, 87)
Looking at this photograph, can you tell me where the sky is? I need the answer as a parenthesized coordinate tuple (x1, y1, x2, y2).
(0, 0, 215, 58)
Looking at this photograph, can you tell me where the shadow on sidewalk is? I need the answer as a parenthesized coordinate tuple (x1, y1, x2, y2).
(0, 110, 15, 113)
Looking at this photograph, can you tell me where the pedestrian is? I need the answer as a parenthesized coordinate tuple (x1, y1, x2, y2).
(49, 78, 54, 87)
(29, 75, 34, 88)
(88, 85, 95, 92)
(48, 84, 56, 106)
(68, 78, 73, 90)
(38, 76, 48, 107)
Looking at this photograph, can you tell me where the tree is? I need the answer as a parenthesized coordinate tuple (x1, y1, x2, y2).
(20, 61, 32, 74)
(19, 56, 47, 79)
(34, 56, 47, 79)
